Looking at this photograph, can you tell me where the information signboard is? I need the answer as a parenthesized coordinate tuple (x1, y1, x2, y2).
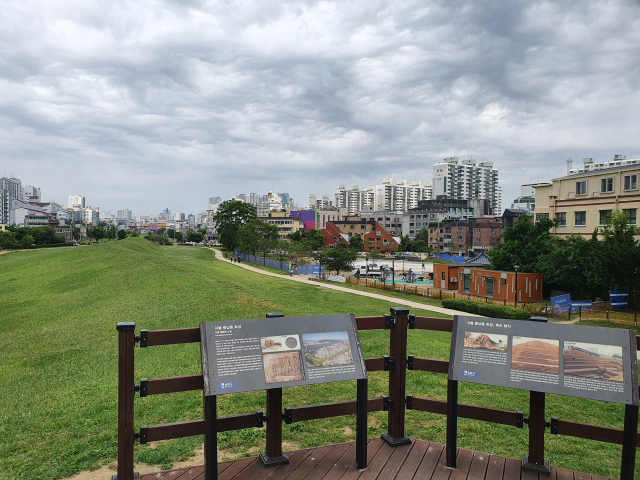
(449, 315, 638, 405)
(200, 313, 367, 396)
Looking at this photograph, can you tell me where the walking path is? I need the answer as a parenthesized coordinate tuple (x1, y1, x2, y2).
(212, 249, 463, 317)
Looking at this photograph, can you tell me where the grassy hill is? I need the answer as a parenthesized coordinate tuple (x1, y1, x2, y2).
(0, 238, 634, 479)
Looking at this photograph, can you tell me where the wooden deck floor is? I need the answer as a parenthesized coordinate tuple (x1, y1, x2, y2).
(139, 438, 613, 480)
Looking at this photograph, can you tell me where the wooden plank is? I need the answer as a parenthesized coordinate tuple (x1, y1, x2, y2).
(465, 451, 490, 480)
(365, 357, 385, 372)
(220, 457, 263, 480)
(502, 457, 522, 480)
(257, 448, 317, 480)
(375, 441, 414, 479)
(146, 375, 204, 395)
(449, 448, 475, 480)
(287, 397, 384, 423)
(279, 445, 332, 479)
(411, 357, 449, 374)
(572, 472, 592, 480)
(556, 468, 575, 480)
(145, 412, 259, 442)
(175, 465, 206, 480)
(246, 449, 305, 480)
(301, 442, 352, 480)
(413, 316, 454, 332)
(349, 440, 394, 480)
(522, 469, 539, 480)
(146, 327, 201, 346)
(321, 441, 358, 479)
(356, 316, 387, 331)
(337, 438, 385, 480)
(429, 444, 453, 480)
(484, 455, 505, 480)
(218, 457, 257, 480)
(556, 419, 623, 445)
(410, 396, 520, 426)
(412, 442, 444, 480)
(395, 439, 429, 480)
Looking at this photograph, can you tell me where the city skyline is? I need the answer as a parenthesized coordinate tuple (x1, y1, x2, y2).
(1, 1, 639, 214)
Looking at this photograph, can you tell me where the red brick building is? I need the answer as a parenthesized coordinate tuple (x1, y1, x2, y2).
(469, 217, 504, 252)
(456, 268, 543, 304)
(363, 223, 400, 253)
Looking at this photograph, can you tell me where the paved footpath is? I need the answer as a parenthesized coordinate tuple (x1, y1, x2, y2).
(212, 249, 464, 317)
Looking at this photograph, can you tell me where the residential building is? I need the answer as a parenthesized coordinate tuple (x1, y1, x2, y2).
(24, 213, 51, 228)
(458, 267, 543, 304)
(1, 224, 8, 232)
(315, 207, 349, 230)
(1, 177, 23, 224)
(510, 183, 550, 211)
(158, 208, 172, 220)
(423, 220, 471, 253)
(363, 223, 401, 253)
(373, 179, 433, 211)
(188, 214, 196, 224)
(432, 157, 501, 215)
(260, 211, 304, 240)
(333, 185, 376, 214)
(0, 186, 7, 225)
(329, 219, 377, 242)
(357, 209, 404, 236)
(117, 209, 133, 220)
(468, 217, 505, 252)
(502, 208, 532, 228)
(320, 222, 350, 248)
(534, 164, 639, 239)
(67, 195, 85, 209)
(23, 185, 41, 202)
(308, 194, 333, 210)
(567, 155, 640, 176)
(402, 197, 490, 239)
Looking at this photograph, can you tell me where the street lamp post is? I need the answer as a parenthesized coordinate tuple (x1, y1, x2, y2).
(514, 264, 519, 308)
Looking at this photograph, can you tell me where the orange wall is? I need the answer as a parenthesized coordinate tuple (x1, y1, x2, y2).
(433, 264, 459, 290)
(456, 268, 543, 304)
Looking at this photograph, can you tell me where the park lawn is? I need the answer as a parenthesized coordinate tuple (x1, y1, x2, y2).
(0, 238, 634, 480)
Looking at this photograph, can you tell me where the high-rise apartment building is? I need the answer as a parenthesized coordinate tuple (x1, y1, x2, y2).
(68, 195, 85, 209)
(432, 157, 501, 215)
(567, 155, 640, 176)
(117, 209, 133, 220)
(334, 179, 432, 214)
(1, 177, 25, 224)
(309, 194, 333, 210)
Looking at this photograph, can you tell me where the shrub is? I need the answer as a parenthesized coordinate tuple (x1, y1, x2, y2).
(442, 299, 479, 315)
(443, 298, 532, 320)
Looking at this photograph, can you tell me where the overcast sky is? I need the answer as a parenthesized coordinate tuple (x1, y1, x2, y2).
(1, 0, 639, 216)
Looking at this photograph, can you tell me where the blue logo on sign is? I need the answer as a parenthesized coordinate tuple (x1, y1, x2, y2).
(217, 381, 237, 390)
(461, 370, 479, 378)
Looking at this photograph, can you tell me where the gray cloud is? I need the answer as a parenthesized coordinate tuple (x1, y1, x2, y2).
(1, 0, 639, 214)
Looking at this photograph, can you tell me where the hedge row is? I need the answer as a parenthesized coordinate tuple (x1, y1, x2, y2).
(442, 298, 532, 321)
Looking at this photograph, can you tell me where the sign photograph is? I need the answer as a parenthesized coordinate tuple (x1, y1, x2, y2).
(449, 316, 638, 405)
(200, 313, 367, 396)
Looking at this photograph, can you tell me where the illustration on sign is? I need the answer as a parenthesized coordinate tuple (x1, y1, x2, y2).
(563, 342, 623, 382)
(303, 331, 354, 368)
(463, 332, 508, 351)
(511, 337, 559, 374)
(263, 352, 305, 384)
(261, 334, 301, 353)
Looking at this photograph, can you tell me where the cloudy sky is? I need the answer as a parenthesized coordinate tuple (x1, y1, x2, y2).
(1, 0, 639, 216)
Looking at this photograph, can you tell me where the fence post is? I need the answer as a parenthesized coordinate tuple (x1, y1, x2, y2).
(607, 309, 610, 323)
(635, 313, 637, 328)
(261, 313, 289, 467)
(522, 391, 549, 475)
(382, 307, 411, 446)
(579, 307, 581, 322)
(115, 322, 136, 480)
(621, 404, 639, 480)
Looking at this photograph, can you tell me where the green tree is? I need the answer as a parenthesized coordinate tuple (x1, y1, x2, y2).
(198, 228, 207, 236)
(167, 229, 176, 239)
(598, 211, 640, 306)
(0, 231, 20, 250)
(175, 231, 184, 242)
(349, 234, 364, 251)
(157, 227, 166, 236)
(316, 243, 358, 275)
(22, 234, 34, 249)
(488, 215, 556, 272)
(237, 218, 279, 256)
(212, 200, 258, 250)
(117, 229, 127, 240)
(187, 231, 204, 243)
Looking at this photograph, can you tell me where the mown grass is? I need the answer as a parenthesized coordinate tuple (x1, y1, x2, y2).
(0, 238, 636, 479)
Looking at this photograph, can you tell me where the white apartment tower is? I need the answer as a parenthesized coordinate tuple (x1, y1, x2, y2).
(68, 195, 85, 209)
(433, 157, 501, 215)
(334, 180, 432, 214)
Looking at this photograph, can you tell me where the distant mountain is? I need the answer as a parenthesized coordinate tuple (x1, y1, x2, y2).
(465, 334, 503, 350)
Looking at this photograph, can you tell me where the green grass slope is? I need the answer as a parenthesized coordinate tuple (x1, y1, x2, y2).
(0, 238, 634, 479)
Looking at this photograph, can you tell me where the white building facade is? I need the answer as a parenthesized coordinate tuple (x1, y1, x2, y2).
(433, 157, 501, 215)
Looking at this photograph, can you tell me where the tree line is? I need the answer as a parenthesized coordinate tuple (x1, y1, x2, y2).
(488, 211, 640, 306)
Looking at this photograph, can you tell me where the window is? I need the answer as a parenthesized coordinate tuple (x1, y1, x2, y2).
(624, 208, 637, 225)
(458, 235, 463, 240)
(376, 231, 381, 237)
(576, 181, 587, 195)
(599, 210, 612, 225)
(575, 211, 586, 226)
(457, 227, 464, 231)
(536, 213, 549, 221)
(556, 212, 566, 226)
(476, 228, 481, 233)
(441, 272, 445, 280)
(624, 174, 638, 191)
(601, 177, 614, 193)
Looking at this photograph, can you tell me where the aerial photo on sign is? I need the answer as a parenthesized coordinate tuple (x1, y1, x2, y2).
(463, 332, 508, 352)
(564, 342, 624, 382)
(263, 352, 305, 384)
(261, 334, 301, 352)
(511, 337, 559, 374)
(303, 331, 354, 368)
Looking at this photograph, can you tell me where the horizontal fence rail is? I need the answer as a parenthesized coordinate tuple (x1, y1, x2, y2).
(116, 312, 640, 480)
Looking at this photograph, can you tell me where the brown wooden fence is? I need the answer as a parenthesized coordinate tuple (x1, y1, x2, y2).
(115, 310, 640, 480)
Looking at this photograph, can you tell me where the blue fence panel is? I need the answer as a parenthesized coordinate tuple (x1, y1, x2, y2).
(292, 265, 324, 276)
(610, 290, 628, 310)
(550, 294, 573, 315)
(571, 301, 592, 310)
(235, 252, 291, 273)
(451, 256, 466, 263)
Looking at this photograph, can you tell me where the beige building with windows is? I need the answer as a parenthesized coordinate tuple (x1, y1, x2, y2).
(260, 211, 304, 240)
(534, 165, 639, 238)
